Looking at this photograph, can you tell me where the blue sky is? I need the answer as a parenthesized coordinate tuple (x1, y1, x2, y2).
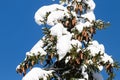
(0, 0, 120, 80)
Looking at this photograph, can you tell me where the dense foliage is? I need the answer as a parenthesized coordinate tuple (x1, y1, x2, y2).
(16, 0, 120, 80)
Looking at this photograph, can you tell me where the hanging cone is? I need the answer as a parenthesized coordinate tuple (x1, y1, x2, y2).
(22, 67, 26, 76)
(92, 57, 96, 63)
(77, 34, 83, 42)
(79, 51, 83, 60)
(79, 4, 83, 14)
(50, 53, 54, 58)
(26, 63, 29, 69)
(50, 35, 54, 41)
(75, 4, 79, 14)
(76, 58, 80, 64)
(106, 64, 112, 71)
(82, 28, 87, 37)
(72, 17, 77, 27)
(16, 67, 23, 75)
(31, 60, 35, 66)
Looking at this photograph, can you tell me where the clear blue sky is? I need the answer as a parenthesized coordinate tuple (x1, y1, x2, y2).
(0, 0, 120, 80)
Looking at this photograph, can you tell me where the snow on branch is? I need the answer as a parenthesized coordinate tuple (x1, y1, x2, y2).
(34, 4, 66, 25)
(22, 67, 54, 80)
(16, 0, 120, 80)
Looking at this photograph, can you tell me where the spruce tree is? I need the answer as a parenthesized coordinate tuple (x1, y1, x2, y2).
(16, 0, 120, 80)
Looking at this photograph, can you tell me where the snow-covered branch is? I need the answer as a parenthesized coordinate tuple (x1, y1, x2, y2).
(22, 67, 54, 80)
(16, 0, 120, 80)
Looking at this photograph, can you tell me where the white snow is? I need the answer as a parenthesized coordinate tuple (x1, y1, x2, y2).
(57, 34, 72, 60)
(82, 21, 93, 27)
(46, 8, 77, 26)
(47, 10, 68, 26)
(50, 23, 70, 38)
(81, 64, 88, 80)
(75, 23, 84, 33)
(22, 67, 54, 80)
(34, 4, 66, 25)
(81, 11, 95, 22)
(29, 38, 47, 56)
(57, 34, 83, 60)
(83, 0, 96, 11)
(24, 37, 47, 57)
(35, 0, 96, 25)
(65, 56, 71, 63)
(87, 40, 114, 70)
(75, 21, 93, 33)
(87, 40, 105, 56)
(26, 52, 34, 56)
(70, 39, 82, 49)
(90, 40, 99, 46)
(81, 0, 96, 22)
(16, 64, 20, 70)
(31, 39, 44, 49)
(101, 53, 114, 64)
(30, 47, 47, 56)
(87, 46, 100, 56)
(98, 65, 103, 71)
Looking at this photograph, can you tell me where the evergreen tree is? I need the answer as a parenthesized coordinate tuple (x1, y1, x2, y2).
(16, 0, 120, 80)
